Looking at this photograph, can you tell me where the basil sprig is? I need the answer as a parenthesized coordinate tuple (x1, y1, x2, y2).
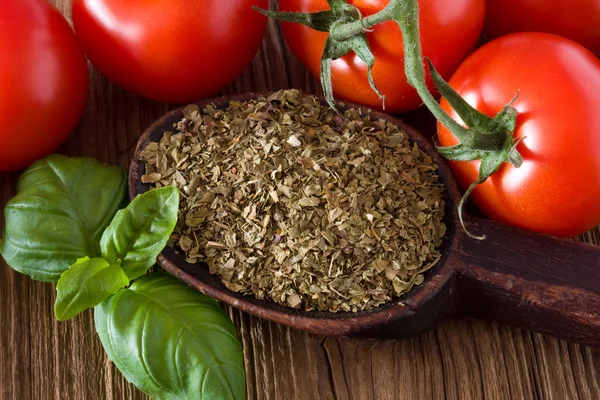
(0, 155, 246, 400)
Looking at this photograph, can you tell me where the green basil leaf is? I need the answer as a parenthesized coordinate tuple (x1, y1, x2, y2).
(95, 272, 245, 400)
(0, 155, 127, 282)
(55, 257, 129, 321)
(100, 186, 179, 280)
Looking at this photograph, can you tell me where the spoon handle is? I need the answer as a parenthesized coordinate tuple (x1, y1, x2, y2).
(454, 216, 600, 347)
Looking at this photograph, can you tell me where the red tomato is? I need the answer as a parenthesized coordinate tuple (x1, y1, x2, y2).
(485, 0, 600, 55)
(0, 0, 88, 172)
(71, 0, 268, 104)
(437, 33, 600, 237)
(279, 0, 485, 112)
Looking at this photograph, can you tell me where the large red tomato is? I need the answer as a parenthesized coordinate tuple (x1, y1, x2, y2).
(0, 0, 88, 172)
(279, 0, 485, 112)
(485, 0, 600, 55)
(437, 33, 600, 237)
(71, 0, 268, 104)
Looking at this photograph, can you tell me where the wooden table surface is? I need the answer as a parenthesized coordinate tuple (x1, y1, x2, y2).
(2, 1, 600, 399)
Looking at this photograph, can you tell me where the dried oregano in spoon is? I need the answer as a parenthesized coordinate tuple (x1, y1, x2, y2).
(139, 89, 446, 312)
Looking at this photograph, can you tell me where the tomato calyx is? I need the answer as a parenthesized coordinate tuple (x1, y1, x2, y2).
(427, 59, 523, 239)
(258, 0, 525, 239)
(254, 0, 385, 111)
(253, 5, 337, 33)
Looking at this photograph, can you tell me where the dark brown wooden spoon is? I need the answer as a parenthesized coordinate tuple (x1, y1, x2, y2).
(129, 93, 600, 347)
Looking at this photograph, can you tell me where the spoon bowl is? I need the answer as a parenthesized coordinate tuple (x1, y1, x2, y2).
(130, 93, 600, 345)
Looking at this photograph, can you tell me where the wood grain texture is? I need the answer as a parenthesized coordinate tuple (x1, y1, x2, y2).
(1, 1, 599, 399)
(456, 217, 600, 347)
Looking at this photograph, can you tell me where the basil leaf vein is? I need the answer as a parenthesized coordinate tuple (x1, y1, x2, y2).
(0, 155, 127, 282)
(95, 272, 246, 400)
(100, 186, 179, 280)
(55, 256, 129, 321)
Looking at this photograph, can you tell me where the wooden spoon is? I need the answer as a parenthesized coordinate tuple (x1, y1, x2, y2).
(129, 94, 600, 347)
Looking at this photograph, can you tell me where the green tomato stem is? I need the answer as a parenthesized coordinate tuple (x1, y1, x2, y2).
(329, 7, 391, 40)
(388, 0, 474, 143)
(329, 0, 473, 144)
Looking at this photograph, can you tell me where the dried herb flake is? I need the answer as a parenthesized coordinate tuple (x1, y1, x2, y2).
(140, 89, 446, 313)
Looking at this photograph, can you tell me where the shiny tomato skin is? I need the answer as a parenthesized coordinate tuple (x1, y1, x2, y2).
(279, 0, 485, 112)
(485, 0, 600, 56)
(437, 33, 600, 237)
(71, 0, 268, 104)
(0, 0, 88, 172)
